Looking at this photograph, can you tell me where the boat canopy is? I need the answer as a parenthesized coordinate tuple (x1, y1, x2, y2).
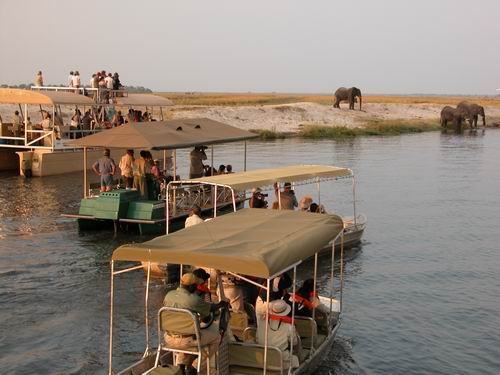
(186, 165, 352, 190)
(114, 93, 174, 107)
(67, 118, 257, 150)
(112, 208, 344, 278)
(0, 88, 94, 105)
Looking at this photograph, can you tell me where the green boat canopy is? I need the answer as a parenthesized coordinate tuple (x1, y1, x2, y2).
(67, 118, 257, 150)
(186, 165, 353, 191)
(112, 208, 344, 278)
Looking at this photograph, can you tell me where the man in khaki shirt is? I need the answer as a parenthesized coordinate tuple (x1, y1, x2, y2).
(119, 150, 134, 189)
(133, 151, 148, 199)
(163, 273, 228, 371)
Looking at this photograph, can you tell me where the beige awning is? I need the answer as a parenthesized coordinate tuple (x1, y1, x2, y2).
(0, 88, 94, 105)
(187, 165, 352, 190)
(67, 118, 257, 150)
(112, 208, 344, 278)
(114, 93, 174, 107)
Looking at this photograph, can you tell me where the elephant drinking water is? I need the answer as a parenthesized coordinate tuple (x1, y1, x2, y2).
(440, 106, 466, 130)
(333, 87, 362, 110)
(456, 101, 486, 128)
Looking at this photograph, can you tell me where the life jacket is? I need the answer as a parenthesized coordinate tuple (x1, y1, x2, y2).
(268, 314, 293, 324)
(197, 283, 210, 294)
(292, 291, 318, 310)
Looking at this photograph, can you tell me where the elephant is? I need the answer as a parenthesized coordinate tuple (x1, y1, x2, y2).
(333, 87, 362, 110)
(440, 106, 466, 130)
(456, 101, 486, 128)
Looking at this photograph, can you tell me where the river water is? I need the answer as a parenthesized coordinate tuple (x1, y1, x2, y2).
(1, 129, 500, 375)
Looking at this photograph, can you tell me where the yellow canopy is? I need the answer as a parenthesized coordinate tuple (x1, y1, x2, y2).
(67, 118, 257, 150)
(114, 93, 174, 107)
(188, 165, 352, 190)
(112, 208, 344, 278)
(0, 88, 94, 105)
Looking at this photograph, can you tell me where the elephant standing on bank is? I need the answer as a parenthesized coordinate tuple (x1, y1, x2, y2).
(456, 101, 486, 128)
(440, 106, 466, 130)
(333, 87, 362, 110)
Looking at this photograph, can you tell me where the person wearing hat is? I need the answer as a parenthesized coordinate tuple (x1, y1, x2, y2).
(274, 182, 298, 210)
(249, 187, 268, 208)
(92, 149, 116, 192)
(163, 272, 229, 371)
(256, 299, 300, 368)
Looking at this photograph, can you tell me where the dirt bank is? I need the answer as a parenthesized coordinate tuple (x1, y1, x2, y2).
(169, 102, 500, 133)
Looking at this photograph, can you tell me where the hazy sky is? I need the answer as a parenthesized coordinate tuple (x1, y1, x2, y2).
(1, 0, 499, 94)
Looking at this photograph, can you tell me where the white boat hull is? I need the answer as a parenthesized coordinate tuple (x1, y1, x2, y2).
(331, 213, 366, 250)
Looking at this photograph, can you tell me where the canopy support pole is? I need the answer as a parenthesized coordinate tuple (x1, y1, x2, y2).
(24, 104, 28, 146)
(166, 183, 170, 234)
(143, 261, 151, 356)
(108, 261, 115, 375)
(160, 107, 164, 121)
(213, 185, 217, 218)
(311, 252, 318, 355)
(83, 147, 88, 198)
(163, 150, 167, 175)
(243, 141, 247, 171)
(340, 232, 344, 313)
(211, 145, 214, 175)
(231, 187, 237, 212)
(173, 150, 177, 181)
(263, 278, 270, 375)
(352, 176, 357, 225)
(277, 182, 282, 210)
(329, 238, 335, 317)
(317, 177, 321, 207)
(289, 266, 297, 362)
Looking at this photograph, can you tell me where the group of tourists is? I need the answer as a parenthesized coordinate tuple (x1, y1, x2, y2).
(33, 69, 124, 102)
(249, 183, 326, 213)
(92, 149, 163, 199)
(162, 264, 328, 373)
(189, 145, 233, 179)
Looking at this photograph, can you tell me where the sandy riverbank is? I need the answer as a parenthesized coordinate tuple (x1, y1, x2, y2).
(1, 96, 500, 135)
(168, 101, 500, 133)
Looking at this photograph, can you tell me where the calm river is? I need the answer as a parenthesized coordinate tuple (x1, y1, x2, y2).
(1, 130, 500, 374)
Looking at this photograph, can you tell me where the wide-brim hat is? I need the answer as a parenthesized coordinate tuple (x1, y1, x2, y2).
(180, 272, 203, 286)
(269, 299, 291, 317)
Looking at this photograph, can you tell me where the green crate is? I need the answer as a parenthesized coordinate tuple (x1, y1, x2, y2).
(94, 210, 120, 220)
(79, 198, 97, 216)
(127, 201, 165, 220)
(100, 189, 139, 201)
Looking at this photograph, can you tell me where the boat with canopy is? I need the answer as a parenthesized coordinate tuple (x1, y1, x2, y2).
(0, 88, 173, 176)
(108, 208, 346, 375)
(62, 118, 257, 234)
(166, 164, 366, 249)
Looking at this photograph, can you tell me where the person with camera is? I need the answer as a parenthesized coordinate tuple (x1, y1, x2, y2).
(189, 145, 207, 179)
(249, 187, 268, 208)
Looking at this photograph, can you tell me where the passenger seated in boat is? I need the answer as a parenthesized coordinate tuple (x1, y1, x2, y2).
(226, 164, 233, 173)
(192, 268, 211, 301)
(218, 164, 226, 174)
(163, 272, 229, 371)
(256, 272, 293, 319)
(293, 279, 329, 332)
(256, 299, 300, 368)
(309, 203, 318, 213)
(274, 182, 298, 210)
(299, 196, 313, 211)
(185, 205, 204, 228)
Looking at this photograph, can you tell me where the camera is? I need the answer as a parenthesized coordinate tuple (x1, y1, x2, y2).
(256, 192, 268, 198)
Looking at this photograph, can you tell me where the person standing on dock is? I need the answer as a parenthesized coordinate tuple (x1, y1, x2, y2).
(92, 149, 116, 192)
(119, 150, 134, 189)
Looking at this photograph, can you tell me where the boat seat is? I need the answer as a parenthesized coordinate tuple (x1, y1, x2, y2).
(242, 326, 257, 343)
(294, 316, 326, 349)
(142, 365, 182, 375)
(229, 365, 283, 375)
(229, 342, 292, 373)
(156, 307, 210, 373)
(229, 310, 249, 340)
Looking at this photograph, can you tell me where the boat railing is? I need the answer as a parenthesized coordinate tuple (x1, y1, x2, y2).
(31, 86, 129, 104)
